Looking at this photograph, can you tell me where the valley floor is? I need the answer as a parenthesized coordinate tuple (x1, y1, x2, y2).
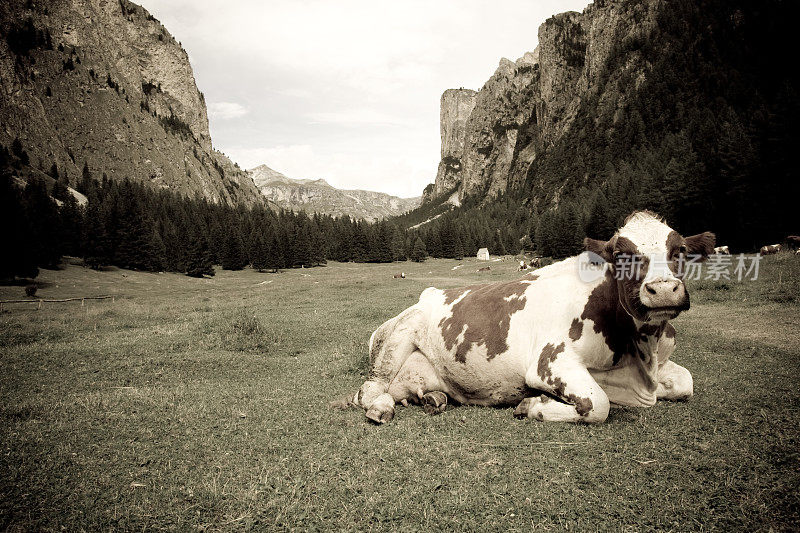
(1, 256, 798, 530)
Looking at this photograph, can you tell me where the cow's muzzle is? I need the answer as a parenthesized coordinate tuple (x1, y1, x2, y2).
(641, 278, 688, 309)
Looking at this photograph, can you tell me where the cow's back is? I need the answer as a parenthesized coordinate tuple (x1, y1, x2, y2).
(410, 257, 601, 405)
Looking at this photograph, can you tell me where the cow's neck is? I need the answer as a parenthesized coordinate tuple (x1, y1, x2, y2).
(605, 276, 662, 385)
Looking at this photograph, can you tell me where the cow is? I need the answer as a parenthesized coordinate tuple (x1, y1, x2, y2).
(760, 244, 781, 255)
(477, 266, 491, 272)
(393, 272, 406, 279)
(518, 261, 528, 271)
(529, 257, 542, 269)
(714, 246, 730, 255)
(335, 211, 714, 424)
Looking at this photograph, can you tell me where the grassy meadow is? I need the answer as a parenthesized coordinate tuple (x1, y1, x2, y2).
(1, 253, 799, 531)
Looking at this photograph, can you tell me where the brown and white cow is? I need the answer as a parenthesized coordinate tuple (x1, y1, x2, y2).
(760, 244, 781, 255)
(714, 245, 730, 255)
(337, 211, 714, 424)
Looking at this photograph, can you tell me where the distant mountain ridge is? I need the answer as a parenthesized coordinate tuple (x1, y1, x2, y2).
(249, 164, 420, 221)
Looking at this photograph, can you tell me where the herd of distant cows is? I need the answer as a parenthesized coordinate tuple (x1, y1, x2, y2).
(339, 212, 798, 425)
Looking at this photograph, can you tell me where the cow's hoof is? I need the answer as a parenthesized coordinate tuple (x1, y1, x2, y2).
(422, 391, 448, 415)
(513, 397, 535, 419)
(365, 407, 394, 424)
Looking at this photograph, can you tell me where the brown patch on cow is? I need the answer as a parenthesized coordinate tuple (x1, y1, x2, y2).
(666, 230, 684, 255)
(439, 279, 529, 363)
(568, 395, 593, 417)
(580, 275, 637, 366)
(537, 342, 565, 381)
(664, 323, 676, 339)
(614, 236, 639, 257)
(537, 343, 594, 417)
(569, 318, 583, 341)
(537, 342, 567, 396)
(442, 286, 473, 305)
(638, 323, 665, 341)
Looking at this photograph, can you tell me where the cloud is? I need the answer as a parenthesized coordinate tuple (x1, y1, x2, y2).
(138, 0, 592, 196)
(207, 102, 248, 120)
(305, 109, 412, 127)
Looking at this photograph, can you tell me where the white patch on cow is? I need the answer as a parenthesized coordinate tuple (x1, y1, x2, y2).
(618, 211, 683, 293)
(618, 211, 673, 255)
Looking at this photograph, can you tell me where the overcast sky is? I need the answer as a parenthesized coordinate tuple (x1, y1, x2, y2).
(138, 0, 589, 198)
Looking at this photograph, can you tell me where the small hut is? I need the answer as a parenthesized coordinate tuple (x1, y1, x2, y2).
(476, 248, 490, 261)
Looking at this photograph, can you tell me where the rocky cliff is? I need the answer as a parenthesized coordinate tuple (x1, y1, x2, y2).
(427, 0, 661, 203)
(0, 0, 263, 205)
(250, 164, 420, 221)
(429, 88, 476, 199)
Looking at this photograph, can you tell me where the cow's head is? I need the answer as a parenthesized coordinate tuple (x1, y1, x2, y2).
(585, 211, 715, 323)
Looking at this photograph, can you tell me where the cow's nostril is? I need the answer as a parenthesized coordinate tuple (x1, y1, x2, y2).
(672, 284, 678, 292)
(646, 285, 656, 295)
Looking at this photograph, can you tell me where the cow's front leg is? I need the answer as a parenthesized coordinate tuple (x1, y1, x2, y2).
(518, 343, 610, 423)
(656, 360, 693, 401)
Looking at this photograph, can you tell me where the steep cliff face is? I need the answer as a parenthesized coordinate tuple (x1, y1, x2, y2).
(0, 0, 263, 205)
(250, 164, 421, 221)
(430, 88, 476, 199)
(428, 0, 661, 202)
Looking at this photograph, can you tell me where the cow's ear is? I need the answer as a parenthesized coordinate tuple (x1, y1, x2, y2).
(584, 237, 613, 263)
(685, 231, 715, 261)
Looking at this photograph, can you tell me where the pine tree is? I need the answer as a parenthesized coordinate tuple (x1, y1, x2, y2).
(410, 237, 427, 262)
(0, 174, 38, 279)
(250, 230, 270, 271)
(22, 177, 61, 269)
(186, 234, 214, 277)
(82, 191, 111, 269)
(221, 228, 247, 270)
(265, 233, 283, 272)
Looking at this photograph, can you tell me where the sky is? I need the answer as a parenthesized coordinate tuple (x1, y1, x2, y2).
(137, 0, 590, 198)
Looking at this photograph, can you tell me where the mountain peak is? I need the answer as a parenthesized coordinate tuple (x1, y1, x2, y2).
(247, 164, 420, 221)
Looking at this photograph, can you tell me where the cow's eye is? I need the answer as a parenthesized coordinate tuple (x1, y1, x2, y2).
(679, 245, 687, 254)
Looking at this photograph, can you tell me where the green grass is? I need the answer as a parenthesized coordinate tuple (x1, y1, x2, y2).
(1, 254, 799, 531)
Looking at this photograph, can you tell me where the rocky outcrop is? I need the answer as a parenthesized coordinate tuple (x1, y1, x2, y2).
(427, 0, 660, 202)
(0, 0, 263, 205)
(430, 88, 476, 199)
(250, 164, 421, 221)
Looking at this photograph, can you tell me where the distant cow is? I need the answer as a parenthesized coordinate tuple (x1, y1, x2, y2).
(760, 244, 781, 255)
(518, 261, 528, 271)
(714, 246, 730, 255)
(529, 257, 542, 269)
(338, 210, 713, 424)
(477, 266, 491, 272)
(393, 272, 406, 279)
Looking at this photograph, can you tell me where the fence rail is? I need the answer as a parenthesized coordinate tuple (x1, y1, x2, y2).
(0, 295, 115, 310)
